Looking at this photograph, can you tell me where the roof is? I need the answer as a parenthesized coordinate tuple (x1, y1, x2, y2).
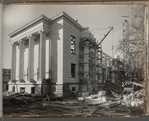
(9, 11, 83, 37)
(9, 14, 50, 37)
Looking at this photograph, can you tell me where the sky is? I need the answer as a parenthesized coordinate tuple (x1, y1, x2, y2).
(2, 4, 143, 69)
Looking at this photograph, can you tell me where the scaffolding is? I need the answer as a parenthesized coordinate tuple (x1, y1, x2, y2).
(79, 36, 103, 93)
(79, 27, 113, 94)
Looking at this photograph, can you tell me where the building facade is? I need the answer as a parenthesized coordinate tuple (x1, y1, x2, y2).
(8, 12, 113, 97)
(3, 69, 11, 92)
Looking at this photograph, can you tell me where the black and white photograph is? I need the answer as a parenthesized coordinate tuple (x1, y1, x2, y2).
(2, 4, 147, 118)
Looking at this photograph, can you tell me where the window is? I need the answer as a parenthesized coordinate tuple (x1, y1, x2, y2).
(31, 87, 35, 94)
(72, 87, 76, 91)
(71, 63, 76, 78)
(71, 35, 76, 55)
(20, 87, 25, 93)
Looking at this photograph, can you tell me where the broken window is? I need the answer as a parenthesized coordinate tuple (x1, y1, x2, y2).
(71, 35, 76, 55)
(71, 63, 76, 78)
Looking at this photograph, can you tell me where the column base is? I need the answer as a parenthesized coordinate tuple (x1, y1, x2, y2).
(53, 84, 63, 97)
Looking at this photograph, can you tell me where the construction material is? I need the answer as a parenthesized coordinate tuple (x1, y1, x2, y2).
(83, 91, 107, 104)
(3, 88, 144, 117)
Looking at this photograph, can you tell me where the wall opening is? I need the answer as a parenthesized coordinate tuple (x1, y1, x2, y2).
(71, 63, 76, 78)
(72, 87, 76, 91)
(20, 87, 25, 93)
(31, 87, 35, 94)
(71, 35, 76, 55)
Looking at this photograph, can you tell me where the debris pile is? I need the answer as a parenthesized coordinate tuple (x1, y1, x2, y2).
(3, 92, 45, 106)
(121, 89, 143, 107)
(3, 88, 144, 117)
(78, 88, 143, 108)
(3, 91, 63, 106)
(84, 91, 107, 104)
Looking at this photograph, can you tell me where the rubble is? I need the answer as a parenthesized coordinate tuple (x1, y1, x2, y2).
(3, 88, 144, 117)
(77, 91, 107, 104)
(121, 89, 143, 107)
(3, 91, 18, 97)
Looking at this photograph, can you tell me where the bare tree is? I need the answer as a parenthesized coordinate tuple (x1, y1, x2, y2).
(116, 6, 144, 83)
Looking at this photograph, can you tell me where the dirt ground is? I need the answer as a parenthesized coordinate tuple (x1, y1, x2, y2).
(3, 98, 144, 118)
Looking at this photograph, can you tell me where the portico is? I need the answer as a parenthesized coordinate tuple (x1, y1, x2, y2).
(8, 15, 52, 95)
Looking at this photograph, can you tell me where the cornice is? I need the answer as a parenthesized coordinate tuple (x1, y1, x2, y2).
(9, 12, 83, 38)
(9, 14, 51, 38)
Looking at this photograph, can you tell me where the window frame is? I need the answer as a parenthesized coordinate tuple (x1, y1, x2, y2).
(71, 35, 76, 55)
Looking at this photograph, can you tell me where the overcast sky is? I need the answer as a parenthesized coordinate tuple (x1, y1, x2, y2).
(2, 4, 144, 69)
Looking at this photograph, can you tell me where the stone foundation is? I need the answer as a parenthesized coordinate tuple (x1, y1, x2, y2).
(8, 80, 81, 98)
(8, 81, 42, 94)
(8, 80, 63, 97)
(52, 84, 63, 97)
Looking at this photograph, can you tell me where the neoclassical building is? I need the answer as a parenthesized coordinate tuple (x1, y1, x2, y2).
(8, 12, 113, 97)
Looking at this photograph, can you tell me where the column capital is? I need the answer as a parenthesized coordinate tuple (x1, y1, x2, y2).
(27, 34, 36, 39)
(11, 42, 16, 46)
(18, 39, 26, 43)
(38, 29, 49, 34)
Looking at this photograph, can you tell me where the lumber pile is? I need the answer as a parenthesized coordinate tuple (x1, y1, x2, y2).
(121, 89, 143, 107)
(3, 91, 63, 106)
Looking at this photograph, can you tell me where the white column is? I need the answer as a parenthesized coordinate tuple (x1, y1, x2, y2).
(45, 38, 50, 79)
(19, 40, 25, 81)
(24, 46, 28, 81)
(57, 29, 63, 84)
(54, 28, 63, 97)
(16, 45, 19, 80)
(34, 44, 39, 81)
(11, 44, 16, 81)
(38, 29, 46, 81)
(27, 35, 35, 81)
